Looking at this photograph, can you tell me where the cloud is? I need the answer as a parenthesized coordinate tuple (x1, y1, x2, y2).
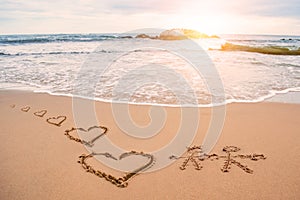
(1, 0, 299, 18)
(0, 0, 299, 34)
(237, 0, 300, 17)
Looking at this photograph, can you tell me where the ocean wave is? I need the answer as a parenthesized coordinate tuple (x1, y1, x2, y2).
(0, 50, 117, 57)
(276, 63, 300, 68)
(0, 34, 127, 45)
(220, 43, 300, 55)
(227, 39, 300, 43)
(0, 52, 10, 56)
(0, 51, 90, 56)
(5, 86, 299, 107)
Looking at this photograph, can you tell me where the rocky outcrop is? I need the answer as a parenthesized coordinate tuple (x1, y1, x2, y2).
(159, 29, 187, 40)
(135, 29, 219, 40)
(159, 29, 220, 40)
(120, 36, 133, 39)
(135, 34, 158, 39)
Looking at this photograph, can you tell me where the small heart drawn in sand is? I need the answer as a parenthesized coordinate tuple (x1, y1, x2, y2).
(78, 151, 155, 188)
(65, 125, 108, 147)
(21, 106, 30, 112)
(10, 104, 16, 108)
(46, 115, 67, 127)
(34, 110, 47, 117)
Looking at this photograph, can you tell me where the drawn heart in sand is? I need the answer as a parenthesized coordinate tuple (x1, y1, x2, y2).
(78, 151, 155, 188)
(21, 106, 30, 112)
(34, 110, 47, 117)
(46, 115, 67, 127)
(64, 125, 108, 147)
(10, 104, 16, 108)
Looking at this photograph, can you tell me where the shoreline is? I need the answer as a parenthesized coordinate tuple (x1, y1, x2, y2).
(0, 90, 299, 199)
(1, 86, 300, 108)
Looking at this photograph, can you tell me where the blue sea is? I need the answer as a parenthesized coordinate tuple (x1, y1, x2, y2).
(0, 33, 299, 106)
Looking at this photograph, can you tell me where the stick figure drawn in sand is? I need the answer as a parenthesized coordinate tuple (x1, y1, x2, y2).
(170, 145, 266, 174)
(169, 145, 203, 170)
(219, 146, 266, 174)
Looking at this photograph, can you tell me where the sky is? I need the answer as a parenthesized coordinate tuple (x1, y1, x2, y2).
(0, 0, 299, 35)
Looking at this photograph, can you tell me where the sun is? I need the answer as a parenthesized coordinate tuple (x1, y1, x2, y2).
(170, 14, 233, 35)
(190, 17, 230, 35)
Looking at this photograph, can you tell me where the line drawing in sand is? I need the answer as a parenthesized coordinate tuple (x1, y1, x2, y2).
(20, 106, 30, 112)
(220, 146, 266, 173)
(33, 110, 47, 117)
(78, 151, 155, 188)
(46, 115, 67, 127)
(170, 145, 266, 173)
(64, 125, 108, 147)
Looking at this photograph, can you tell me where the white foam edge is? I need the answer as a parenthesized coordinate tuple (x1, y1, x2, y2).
(1, 85, 299, 108)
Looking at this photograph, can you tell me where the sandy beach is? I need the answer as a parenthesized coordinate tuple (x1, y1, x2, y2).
(1, 0, 300, 199)
(0, 90, 299, 199)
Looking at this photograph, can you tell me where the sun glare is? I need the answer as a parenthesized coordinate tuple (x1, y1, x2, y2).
(181, 15, 232, 35)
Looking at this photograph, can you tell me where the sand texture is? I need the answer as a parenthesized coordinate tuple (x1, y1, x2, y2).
(0, 90, 299, 199)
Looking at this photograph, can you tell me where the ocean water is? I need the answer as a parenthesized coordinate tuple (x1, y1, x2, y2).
(0, 33, 299, 107)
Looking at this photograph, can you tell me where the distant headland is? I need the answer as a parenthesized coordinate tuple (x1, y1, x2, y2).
(135, 28, 219, 40)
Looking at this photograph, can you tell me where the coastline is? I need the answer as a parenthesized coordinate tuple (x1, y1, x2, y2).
(0, 90, 299, 199)
(2, 83, 300, 107)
